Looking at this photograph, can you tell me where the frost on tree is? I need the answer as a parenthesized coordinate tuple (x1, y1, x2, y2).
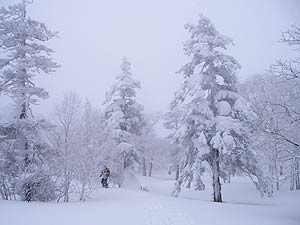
(242, 25, 300, 192)
(241, 74, 300, 192)
(53, 93, 82, 202)
(75, 99, 110, 200)
(167, 14, 270, 202)
(164, 106, 191, 182)
(0, 1, 58, 201)
(51, 94, 117, 200)
(104, 57, 145, 178)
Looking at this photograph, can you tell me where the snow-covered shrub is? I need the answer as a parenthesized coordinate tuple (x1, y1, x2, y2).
(17, 173, 57, 202)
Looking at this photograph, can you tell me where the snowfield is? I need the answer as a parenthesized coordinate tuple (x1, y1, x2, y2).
(0, 173, 299, 225)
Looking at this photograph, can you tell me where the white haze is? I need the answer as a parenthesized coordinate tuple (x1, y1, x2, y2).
(1, 0, 300, 136)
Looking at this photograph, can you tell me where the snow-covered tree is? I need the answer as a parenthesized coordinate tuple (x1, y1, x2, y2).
(241, 73, 300, 191)
(140, 131, 171, 177)
(242, 25, 300, 192)
(0, 0, 58, 201)
(164, 107, 186, 180)
(168, 14, 269, 202)
(103, 57, 145, 178)
(52, 94, 120, 199)
(75, 99, 105, 200)
(270, 25, 300, 80)
(52, 93, 82, 202)
(137, 112, 162, 177)
(0, 119, 57, 201)
(0, 0, 58, 119)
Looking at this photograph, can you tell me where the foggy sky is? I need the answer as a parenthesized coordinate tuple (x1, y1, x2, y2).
(1, 0, 300, 135)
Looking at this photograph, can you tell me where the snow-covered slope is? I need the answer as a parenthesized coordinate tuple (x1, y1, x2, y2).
(122, 169, 141, 190)
(0, 174, 299, 225)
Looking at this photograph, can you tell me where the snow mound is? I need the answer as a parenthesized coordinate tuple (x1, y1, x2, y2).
(0, 104, 14, 125)
(122, 170, 141, 190)
(217, 101, 231, 115)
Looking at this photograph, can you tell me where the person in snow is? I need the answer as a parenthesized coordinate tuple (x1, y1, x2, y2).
(100, 166, 110, 188)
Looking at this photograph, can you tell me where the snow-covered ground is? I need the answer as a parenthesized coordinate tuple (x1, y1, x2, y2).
(0, 173, 299, 225)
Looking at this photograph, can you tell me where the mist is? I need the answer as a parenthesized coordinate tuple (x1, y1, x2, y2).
(2, 0, 300, 119)
(0, 1, 300, 225)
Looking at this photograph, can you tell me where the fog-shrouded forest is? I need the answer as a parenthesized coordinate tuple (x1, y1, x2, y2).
(0, 1, 299, 225)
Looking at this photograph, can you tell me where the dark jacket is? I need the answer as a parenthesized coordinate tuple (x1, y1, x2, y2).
(101, 168, 110, 178)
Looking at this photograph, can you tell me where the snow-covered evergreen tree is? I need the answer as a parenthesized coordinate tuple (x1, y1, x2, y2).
(0, 0, 58, 118)
(103, 57, 145, 178)
(0, 0, 58, 201)
(167, 14, 270, 202)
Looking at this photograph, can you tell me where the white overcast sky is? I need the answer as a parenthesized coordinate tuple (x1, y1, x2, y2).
(1, 0, 300, 134)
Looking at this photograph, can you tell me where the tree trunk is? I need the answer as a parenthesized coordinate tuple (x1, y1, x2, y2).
(274, 159, 280, 190)
(194, 170, 205, 191)
(63, 170, 70, 202)
(272, 145, 280, 190)
(175, 164, 180, 180)
(168, 164, 172, 175)
(123, 152, 129, 169)
(186, 172, 192, 189)
(79, 182, 86, 201)
(0, 177, 10, 200)
(269, 164, 274, 193)
(210, 148, 222, 202)
(63, 182, 69, 202)
(295, 157, 300, 190)
(290, 163, 295, 190)
(171, 175, 183, 197)
(141, 157, 147, 176)
(148, 159, 153, 177)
